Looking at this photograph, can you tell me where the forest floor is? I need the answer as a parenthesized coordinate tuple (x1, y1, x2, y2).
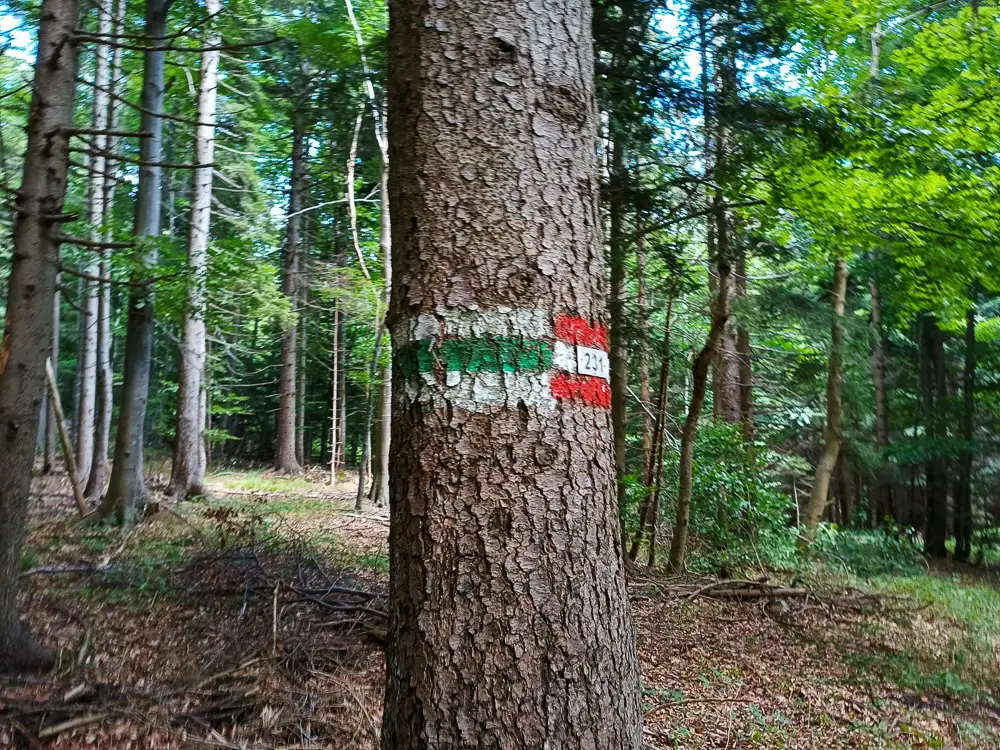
(2, 468, 999, 749)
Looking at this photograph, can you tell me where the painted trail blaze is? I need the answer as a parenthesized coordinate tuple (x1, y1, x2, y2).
(551, 315, 611, 408)
(395, 310, 612, 410)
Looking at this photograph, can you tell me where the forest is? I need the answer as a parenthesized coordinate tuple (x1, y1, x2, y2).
(0, 0, 999, 747)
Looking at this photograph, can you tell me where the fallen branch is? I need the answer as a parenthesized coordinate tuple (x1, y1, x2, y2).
(37, 712, 108, 739)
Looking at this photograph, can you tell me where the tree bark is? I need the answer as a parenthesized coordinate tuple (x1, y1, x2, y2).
(329, 303, 339, 488)
(74, 0, 114, 483)
(101, 0, 172, 526)
(382, 0, 642, 745)
(955, 307, 975, 561)
(275, 117, 305, 473)
(85, 0, 126, 499)
(0, 0, 80, 670)
(44, 282, 61, 474)
(669, 266, 732, 572)
(870, 277, 892, 526)
(170, 0, 219, 499)
(369, 144, 392, 508)
(803, 257, 849, 536)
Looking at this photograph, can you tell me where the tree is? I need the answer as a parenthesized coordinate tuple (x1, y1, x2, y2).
(803, 257, 849, 536)
(274, 110, 306, 474)
(171, 0, 222, 500)
(0, 0, 80, 669)
(100, 0, 173, 525)
(381, 0, 642, 745)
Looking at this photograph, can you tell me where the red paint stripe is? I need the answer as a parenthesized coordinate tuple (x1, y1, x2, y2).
(550, 372, 612, 408)
(555, 315, 608, 351)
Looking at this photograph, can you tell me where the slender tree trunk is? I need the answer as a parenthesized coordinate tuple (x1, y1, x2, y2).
(296, 254, 308, 466)
(870, 277, 892, 526)
(356, 323, 385, 510)
(636, 219, 652, 482)
(275, 118, 305, 473)
(369, 151, 392, 507)
(74, 0, 114, 482)
(329, 304, 339, 488)
(629, 284, 675, 564)
(337, 312, 347, 466)
(803, 258, 849, 536)
(608, 137, 630, 533)
(382, 0, 642, 744)
(669, 266, 732, 572)
(924, 316, 949, 557)
(85, 0, 125, 498)
(171, 0, 219, 499)
(0, 0, 80, 669)
(44, 283, 61, 474)
(735, 244, 753, 444)
(955, 307, 975, 561)
(101, 0, 172, 526)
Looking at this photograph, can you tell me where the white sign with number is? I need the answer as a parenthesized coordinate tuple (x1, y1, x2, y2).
(576, 346, 610, 380)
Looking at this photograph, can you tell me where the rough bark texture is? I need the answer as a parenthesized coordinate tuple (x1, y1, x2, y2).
(102, 0, 171, 526)
(382, 0, 642, 746)
(636, 224, 652, 483)
(803, 258, 848, 535)
(0, 0, 80, 670)
(870, 278, 892, 526)
(669, 267, 731, 572)
(171, 0, 219, 499)
(275, 120, 305, 473)
(955, 307, 975, 561)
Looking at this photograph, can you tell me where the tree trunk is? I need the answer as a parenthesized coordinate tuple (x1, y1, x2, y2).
(44, 283, 61, 474)
(955, 307, 975, 561)
(85, 0, 125, 499)
(356, 324, 385, 510)
(923, 315, 949, 557)
(735, 244, 753, 444)
(74, 0, 114, 483)
(629, 282, 675, 565)
(329, 303, 339, 488)
(170, 0, 219, 499)
(101, 0, 172, 526)
(382, 0, 642, 744)
(636, 219, 652, 483)
(608, 137, 630, 533)
(369, 144, 392, 507)
(669, 266, 732, 572)
(275, 118, 305, 473)
(0, 0, 80, 670)
(803, 257, 848, 536)
(870, 277, 892, 526)
(337, 311, 347, 466)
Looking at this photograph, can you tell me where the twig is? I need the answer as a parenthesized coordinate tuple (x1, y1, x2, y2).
(37, 713, 108, 739)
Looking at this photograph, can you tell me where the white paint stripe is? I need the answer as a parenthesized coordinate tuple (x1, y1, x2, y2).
(395, 307, 552, 343)
(552, 340, 577, 373)
(402, 370, 556, 411)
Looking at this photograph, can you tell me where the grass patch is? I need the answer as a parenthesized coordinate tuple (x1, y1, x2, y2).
(208, 470, 324, 494)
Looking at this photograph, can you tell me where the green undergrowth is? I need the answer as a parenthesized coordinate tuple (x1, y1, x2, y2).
(207, 469, 327, 494)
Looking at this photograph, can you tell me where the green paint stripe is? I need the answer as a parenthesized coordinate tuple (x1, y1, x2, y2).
(395, 337, 554, 379)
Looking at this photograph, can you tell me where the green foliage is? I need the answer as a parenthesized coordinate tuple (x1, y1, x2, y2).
(655, 424, 796, 573)
(809, 527, 925, 578)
